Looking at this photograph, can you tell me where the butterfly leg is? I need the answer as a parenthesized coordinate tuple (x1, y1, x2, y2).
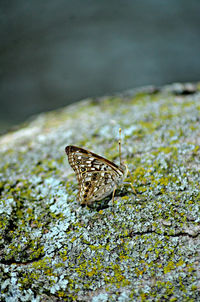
(127, 169, 137, 195)
(111, 185, 117, 205)
(129, 182, 137, 195)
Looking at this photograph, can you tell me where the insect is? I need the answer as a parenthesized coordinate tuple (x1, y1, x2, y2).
(65, 129, 135, 205)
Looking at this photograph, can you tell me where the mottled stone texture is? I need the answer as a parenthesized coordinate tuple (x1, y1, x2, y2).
(0, 83, 200, 301)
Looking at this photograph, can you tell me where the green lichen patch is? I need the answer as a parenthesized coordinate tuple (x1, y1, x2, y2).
(0, 83, 200, 301)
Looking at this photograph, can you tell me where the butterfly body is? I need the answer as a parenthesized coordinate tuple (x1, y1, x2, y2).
(65, 145, 128, 205)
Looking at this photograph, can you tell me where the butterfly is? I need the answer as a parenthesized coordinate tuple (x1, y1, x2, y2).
(65, 129, 135, 206)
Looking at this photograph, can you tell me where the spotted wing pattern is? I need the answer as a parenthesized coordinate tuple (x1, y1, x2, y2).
(65, 145, 126, 205)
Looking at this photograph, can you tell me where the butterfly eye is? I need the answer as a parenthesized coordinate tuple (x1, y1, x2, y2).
(81, 167, 86, 172)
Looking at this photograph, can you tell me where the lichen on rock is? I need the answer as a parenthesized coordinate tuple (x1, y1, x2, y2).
(0, 83, 200, 301)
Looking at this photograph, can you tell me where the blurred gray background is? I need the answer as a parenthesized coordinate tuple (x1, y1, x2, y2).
(0, 0, 200, 132)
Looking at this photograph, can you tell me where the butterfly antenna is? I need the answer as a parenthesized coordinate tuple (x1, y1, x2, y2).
(119, 128, 122, 164)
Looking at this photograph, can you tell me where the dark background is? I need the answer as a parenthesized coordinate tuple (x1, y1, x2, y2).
(1, 0, 200, 132)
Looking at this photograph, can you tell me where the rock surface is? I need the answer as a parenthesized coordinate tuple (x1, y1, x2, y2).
(0, 83, 200, 301)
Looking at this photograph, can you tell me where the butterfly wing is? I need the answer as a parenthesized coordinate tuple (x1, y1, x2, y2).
(65, 145, 125, 205)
